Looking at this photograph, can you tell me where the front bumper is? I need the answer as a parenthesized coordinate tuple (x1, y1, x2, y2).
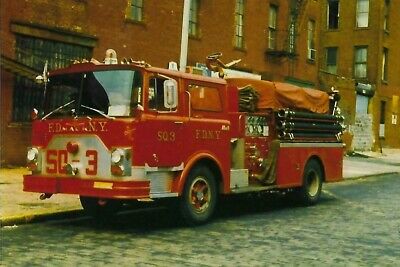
(23, 175, 150, 199)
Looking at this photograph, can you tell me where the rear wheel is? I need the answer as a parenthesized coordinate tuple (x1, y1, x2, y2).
(80, 196, 122, 220)
(179, 166, 218, 226)
(297, 159, 323, 205)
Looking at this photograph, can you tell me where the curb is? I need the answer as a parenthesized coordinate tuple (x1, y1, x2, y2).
(0, 209, 83, 228)
(342, 172, 400, 182)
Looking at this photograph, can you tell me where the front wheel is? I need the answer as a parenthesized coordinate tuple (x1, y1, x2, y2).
(179, 166, 218, 226)
(296, 159, 323, 205)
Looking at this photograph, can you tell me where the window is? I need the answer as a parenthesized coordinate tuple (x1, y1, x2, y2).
(189, 0, 199, 37)
(380, 101, 386, 124)
(188, 85, 222, 112)
(354, 46, 368, 79)
(326, 47, 338, 74)
(13, 35, 92, 122)
(382, 48, 388, 82)
(148, 76, 178, 112)
(307, 20, 316, 61)
(268, 5, 278, 49)
(356, 0, 369, 28)
(126, 0, 143, 22)
(384, 0, 390, 31)
(380, 101, 386, 137)
(234, 0, 245, 49)
(327, 0, 339, 29)
(43, 70, 142, 118)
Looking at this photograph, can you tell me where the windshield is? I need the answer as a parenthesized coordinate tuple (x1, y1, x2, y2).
(43, 70, 142, 118)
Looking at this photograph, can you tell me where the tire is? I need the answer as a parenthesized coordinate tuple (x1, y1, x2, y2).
(297, 159, 323, 205)
(80, 196, 122, 220)
(179, 166, 218, 226)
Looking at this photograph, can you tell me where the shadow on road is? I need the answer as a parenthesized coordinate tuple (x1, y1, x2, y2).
(46, 191, 338, 233)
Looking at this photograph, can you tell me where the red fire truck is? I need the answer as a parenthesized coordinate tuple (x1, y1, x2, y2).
(24, 52, 344, 225)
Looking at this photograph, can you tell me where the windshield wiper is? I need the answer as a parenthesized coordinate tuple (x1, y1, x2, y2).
(80, 104, 115, 120)
(41, 100, 75, 120)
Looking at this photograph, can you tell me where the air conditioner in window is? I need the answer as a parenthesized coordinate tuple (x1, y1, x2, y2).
(308, 48, 317, 61)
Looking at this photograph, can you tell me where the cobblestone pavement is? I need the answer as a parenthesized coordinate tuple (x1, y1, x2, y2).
(1, 174, 399, 266)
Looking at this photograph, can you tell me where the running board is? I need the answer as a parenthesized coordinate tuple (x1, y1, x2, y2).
(230, 185, 277, 194)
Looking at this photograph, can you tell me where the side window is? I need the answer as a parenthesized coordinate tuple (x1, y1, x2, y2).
(188, 84, 222, 112)
(148, 76, 178, 112)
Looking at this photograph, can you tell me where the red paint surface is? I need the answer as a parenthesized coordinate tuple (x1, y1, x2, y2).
(24, 175, 150, 199)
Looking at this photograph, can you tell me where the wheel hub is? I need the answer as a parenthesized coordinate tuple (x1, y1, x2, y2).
(196, 191, 204, 201)
(190, 177, 210, 213)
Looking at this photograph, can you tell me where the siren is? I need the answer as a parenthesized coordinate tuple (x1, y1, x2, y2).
(104, 49, 118, 64)
(168, 61, 178, 71)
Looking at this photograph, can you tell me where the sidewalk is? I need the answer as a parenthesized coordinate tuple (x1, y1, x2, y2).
(343, 148, 400, 178)
(1, 149, 400, 227)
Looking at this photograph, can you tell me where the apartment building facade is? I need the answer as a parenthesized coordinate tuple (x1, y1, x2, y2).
(319, 0, 400, 150)
(1, 0, 324, 165)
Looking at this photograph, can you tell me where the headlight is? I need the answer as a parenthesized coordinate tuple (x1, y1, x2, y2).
(111, 149, 124, 164)
(27, 147, 41, 172)
(27, 147, 39, 162)
(110, 148, 131, 176)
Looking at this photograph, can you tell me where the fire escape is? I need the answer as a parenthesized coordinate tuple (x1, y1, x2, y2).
(265, 0, 308, 73)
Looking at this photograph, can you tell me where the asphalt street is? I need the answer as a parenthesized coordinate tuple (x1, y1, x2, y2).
(1, 173, 399, 266)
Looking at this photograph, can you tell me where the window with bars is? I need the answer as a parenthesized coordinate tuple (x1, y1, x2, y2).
(354, 46, 368, 79)
(356, 0, 369, 28)
(12, 35, 92, 122)
(126, 0, 143, 22)
(268, 5, 278, 50)
(189, 0, 200, 37)
(326, 47, 338, 74)
(307, 20, 316, 61)
(234, 0, 245, 49)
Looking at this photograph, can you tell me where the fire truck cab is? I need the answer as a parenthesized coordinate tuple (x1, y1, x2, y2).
(24, 54, 343, 225)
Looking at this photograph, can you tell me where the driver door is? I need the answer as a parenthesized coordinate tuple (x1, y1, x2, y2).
(139, 75, 186, 168)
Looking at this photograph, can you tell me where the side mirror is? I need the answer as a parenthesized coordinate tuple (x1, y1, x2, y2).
(163, 80, 178, 109)
(35, 75, 44, 84)
(31, 108, 39, 120)
(36, 61, 49, 84)
(35, 75, 49, 84)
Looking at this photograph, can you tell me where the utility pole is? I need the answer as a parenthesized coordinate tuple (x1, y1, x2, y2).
(179, 0, 191, 72)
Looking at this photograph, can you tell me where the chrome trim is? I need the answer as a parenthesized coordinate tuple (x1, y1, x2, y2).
(144, 162, 184, 172)
(185, 91, 191, 118)
(279, 142, 344, 148)
(150, 192, 179, 198)
(140, 163, 184, 197)
(231, 185, 276, 194)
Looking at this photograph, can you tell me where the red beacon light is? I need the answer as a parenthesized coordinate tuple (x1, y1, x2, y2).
(66, 141, 79, 154)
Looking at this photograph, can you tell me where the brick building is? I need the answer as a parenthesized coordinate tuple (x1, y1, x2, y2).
(1, 0, 324, 165)
(319, 0, 400, 150)
(4, 0, 398, 165)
